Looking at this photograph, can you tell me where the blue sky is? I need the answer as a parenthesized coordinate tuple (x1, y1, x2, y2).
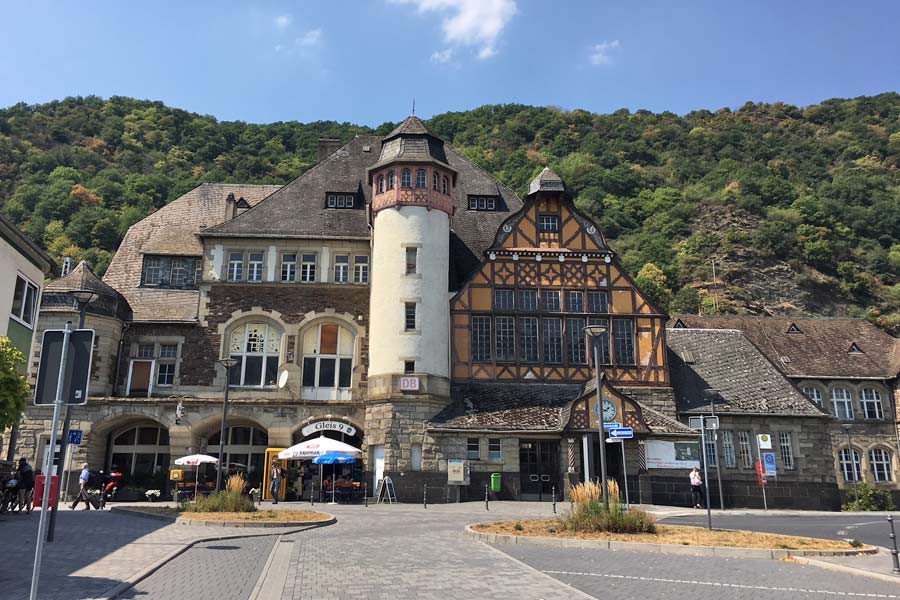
(2, 1, 898, 126)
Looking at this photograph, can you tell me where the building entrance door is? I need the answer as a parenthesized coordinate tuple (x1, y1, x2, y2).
(372, 445, 385, 491)
(519, 440, 560, 500)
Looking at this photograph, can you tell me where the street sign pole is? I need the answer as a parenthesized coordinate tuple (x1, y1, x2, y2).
(756, 440, 768, 511)
(30, 322, 72, 600)
(620, 440, 630, 508)
(700, 425, 712, 530)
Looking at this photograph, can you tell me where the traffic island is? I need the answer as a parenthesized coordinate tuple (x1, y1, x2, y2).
(112, 505, 335, 528)
(466, 520, 877, 559)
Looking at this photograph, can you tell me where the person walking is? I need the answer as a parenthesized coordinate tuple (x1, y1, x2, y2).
(689, 466, 704, 509)
(16, 458, 35, 514)
(70, 463, 93, 510)
(271, 461, 283, 504)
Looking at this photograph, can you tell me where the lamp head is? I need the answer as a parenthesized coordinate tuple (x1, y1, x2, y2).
(218, 357, 239, 369)
(582, 324, 608, 337)
(71, 289, 99, 305)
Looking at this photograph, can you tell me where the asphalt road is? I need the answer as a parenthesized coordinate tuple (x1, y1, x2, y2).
(660, 513, 896, 548)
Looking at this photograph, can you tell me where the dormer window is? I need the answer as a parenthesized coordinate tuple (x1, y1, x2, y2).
(388, 171, 395, 190)
(377, 176, 385, 194)
(416, 169, 427, 189)
(141, 255, 201, 289)
(786, 323, 802, 334)
(401, 169, 412, 189)
(468, 196, 497, 211)
(848, 342, 863, 354)
(327, 193, 355, 208)
(235, 198, 251, 216)
(538, 214, 559, 233)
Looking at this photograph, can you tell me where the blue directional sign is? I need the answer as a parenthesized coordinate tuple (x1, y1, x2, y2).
(67, 429, 83, 445)
(603, 422, 622, 429)
(763, 452, 777, 476)
(608, 427, 634, 439)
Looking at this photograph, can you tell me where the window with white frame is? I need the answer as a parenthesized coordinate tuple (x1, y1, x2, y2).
(136, 343, 155, 359)
(565, 290, 584, 312)
(333, 254, 350, 283)
(433, 172, 439, 191)
(737, 431, 753, 469)
(387, 171, 395, 190)
(721, 431, 737, 468)
(442, 176, 449, 195)
(415, 169, 427, 189)
(353, 255, 369, 284)
(405, 302, 417, 331)
(300, 254, 317, 283)
(519, 290, 538, 311)
(281, 253, 296, 282)
(228, 322, 282, 387)
(566, 318, 587, 364)
(870, 448, 893, 482)
(861, 388, 884, 420)
(301, 322, 354, 397)
(542, 318, 563, 364)
(541, 290, 560, 312)
(488, 438, 502, 462)
(228, 252, 243, 281)
(495, 316, 515, 361)
(494, 289, 515, 310)
(156, 343, 178, 385)
(538, 214, 559, 233)
(248, 252, 264, 282)
(778, 431, 795, 470)
(401, 169, 412, 188)
(839, 447, 861, 482)
(377, 176, 385, 194)
(588, 290, 609, 313)
(11, 274, 39, 328)
(518, 317, 539, 362)
(143, 257, 162, 286)
(801, 386, 823, 407)
(467, 438, 480, 460)
(832, 388, 854, 419)
(472, 316, 491, 361)
(704, 436, 717, 467)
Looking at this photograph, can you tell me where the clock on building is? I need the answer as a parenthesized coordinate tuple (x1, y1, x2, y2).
(593, 398, 618, 422)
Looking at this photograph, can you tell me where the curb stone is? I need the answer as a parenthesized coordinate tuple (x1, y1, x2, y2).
(110, 505, 335, 528)
(464, 524, 878, 560)
(791, 549, 900, 585)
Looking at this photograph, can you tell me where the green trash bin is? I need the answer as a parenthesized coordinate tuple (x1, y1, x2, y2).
(490, 472, 502, 493)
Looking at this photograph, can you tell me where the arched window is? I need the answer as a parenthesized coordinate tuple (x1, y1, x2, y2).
(207, 425, 269, 485)
(861, 388, 884, 420)
(301, 322, 355, 400)
(401, 169, 412, 189)
(228, 321, 282, 387)
(377, 175, 384, 194)
(387, 171, 395, 190)
(839, 447, 861, 482)
(801, 386, 822, 407)
(442, 176, 449, 195)
(831, 387, 853, 420)
(870, 448, 893, 482)
(433, 172, 439, 191)
(416, 169, 427, 189)
(110, 425, 170, 477)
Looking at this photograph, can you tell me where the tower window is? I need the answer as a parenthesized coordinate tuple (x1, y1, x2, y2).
(388, 171, 395, 190)
(401, 169, 412, 189)
(538, 215, 559, 233)
(442, 176, 449, 195)
(377, 176, 385, 194)
(404, 360, 415, 374)
(405, 302, 417, 331)
(433, 172, 439, 191)
(416, 169, 427, 189)
(405, 247, 418, 275)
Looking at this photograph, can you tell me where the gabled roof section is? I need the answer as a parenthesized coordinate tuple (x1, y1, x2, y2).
(670, 315, 900, 379)
(667, 328, 827, 417)
(528, 167, 566, 195)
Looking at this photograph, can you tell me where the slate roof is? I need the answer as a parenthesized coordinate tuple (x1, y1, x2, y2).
(43, 261, 131, 320)
(103, 183, 280, 321)
(528, 167, 565, 195)
(640, 404, 698, 435)
(667, 328, 826, 417)
(670, 315, 900, 379)
(45, 260, 119, 297)
(369, 116, 452, 171)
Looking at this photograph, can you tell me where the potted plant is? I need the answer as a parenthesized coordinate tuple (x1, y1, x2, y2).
(145, 489, 161, 502)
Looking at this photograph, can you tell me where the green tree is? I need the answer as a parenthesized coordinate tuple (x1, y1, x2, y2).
(635, 263, 673, 310)
(0, 338, 29, 434)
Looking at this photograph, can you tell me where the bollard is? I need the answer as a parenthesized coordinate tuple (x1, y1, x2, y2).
(485, 483, 489, 511)
(423, 482, 428, 509)
(888, 515, 900, 575)
(310, 481, 315, 507)
(364, 482, 368, 508)
(552, 485, 557, 515)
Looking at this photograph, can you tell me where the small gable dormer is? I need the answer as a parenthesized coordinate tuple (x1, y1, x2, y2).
(848, 342, 863, 354)
(785, 322, 802, 334)
(235, 197, 251, 216)
(672, 318, 687, 329)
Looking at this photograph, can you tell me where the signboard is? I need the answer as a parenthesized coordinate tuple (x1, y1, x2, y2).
(757, 433, 773, 450)
(704, 416, 719, 430)
(300, 420, 357, 438)
(689, 416, 719, 430)
(608, 427, 633, 439)
(645, 440, 701, 470)
(688, 416, 703, 430)
(34, 329, 95, 405)
(67, 429, 83, 445)
(763, 452, 777, 476)
(399, 376, 420, 391)
(603, 422, 622, 430)
(447, 459, 470, 485)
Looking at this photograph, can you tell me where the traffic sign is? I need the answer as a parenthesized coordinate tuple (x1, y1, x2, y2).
(605, 438, 623, 444)
(689, 416, 719, 430)
(67, 430, 83, 446)
(757, 433, 773, 450)
(34, 329, 95, 406)
(603, 422, 622, 429)
(608, 427, 633, 439)
(763, 452, 777, 476)
(704, 416, 719, 430)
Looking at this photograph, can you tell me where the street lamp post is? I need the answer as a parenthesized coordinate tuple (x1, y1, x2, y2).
(842, 423, 860, 508)
(583, 324, 610, 511)
(48, 288, 99, 542)
(215, 357, 239, 492)
(704, 389, 725, 510)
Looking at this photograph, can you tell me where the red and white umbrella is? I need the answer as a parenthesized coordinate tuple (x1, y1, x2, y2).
(175, 454, 219, 499)
(278, 437, 361, 460)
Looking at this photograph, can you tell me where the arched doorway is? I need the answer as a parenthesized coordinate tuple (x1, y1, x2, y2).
(108, 423, 170, 492)
(287, 419, 364, 501)
(206, 425, 269, 485)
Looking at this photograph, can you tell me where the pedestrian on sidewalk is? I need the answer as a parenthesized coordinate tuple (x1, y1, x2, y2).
(70, 463, 93, 510)
(271, 461, 283, 504)
(689, 466, 704, 509)
(16, 457, 34, 513)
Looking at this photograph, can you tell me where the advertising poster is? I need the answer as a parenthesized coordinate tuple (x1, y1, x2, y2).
(646, 440, 701, 469)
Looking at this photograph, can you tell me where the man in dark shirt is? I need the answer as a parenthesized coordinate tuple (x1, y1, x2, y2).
(16, 458, 35, 514)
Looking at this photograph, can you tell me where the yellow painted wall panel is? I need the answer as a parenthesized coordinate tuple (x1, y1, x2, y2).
(470, 287, 492, 311)
(612, 290, 634, 313)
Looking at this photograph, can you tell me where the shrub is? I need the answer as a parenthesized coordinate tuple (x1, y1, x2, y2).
(182, 474, 255, 513)
(841, 482, 895, 512)
(561, 481, 656, 534)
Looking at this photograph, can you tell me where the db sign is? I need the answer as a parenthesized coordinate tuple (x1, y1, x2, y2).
(400, 376, 420, 391)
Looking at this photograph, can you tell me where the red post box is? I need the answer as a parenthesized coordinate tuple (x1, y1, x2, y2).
(34, 475, 60, 509)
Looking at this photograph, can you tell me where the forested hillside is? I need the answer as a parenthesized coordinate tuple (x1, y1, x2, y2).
(2, 95, 899, 330)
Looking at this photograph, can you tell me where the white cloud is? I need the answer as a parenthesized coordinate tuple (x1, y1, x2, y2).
(274, 14, 292, 30)
(297, 28, 322, 47)
(431, 48, 454, 64)
(589, 40, 621, 66)
(392, 0, 517, 60)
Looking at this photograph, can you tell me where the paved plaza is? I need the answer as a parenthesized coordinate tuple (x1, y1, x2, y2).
(2, 502, 898, 599)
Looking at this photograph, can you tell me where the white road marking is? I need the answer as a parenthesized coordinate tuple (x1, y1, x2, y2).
(542, 570, 900, 598)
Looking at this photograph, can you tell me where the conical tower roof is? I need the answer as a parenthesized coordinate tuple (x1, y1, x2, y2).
(528, 167, 566, 195)
(385, 115, 434, 138)
(44, 260, 118, 297)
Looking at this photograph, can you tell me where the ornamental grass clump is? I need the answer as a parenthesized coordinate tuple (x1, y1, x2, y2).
(182, 474, 256, 513)
(561, 480, 656, 534)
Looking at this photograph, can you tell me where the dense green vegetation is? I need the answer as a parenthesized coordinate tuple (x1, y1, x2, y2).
(1, 94, 899, 330)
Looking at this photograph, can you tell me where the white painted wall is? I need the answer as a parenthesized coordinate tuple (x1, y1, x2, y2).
(368, 205, 449, 378)
(0, 235, 45, 338)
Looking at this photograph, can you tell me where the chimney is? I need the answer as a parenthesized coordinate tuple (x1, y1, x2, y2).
(224, 192, 236, 221)
(317, 138, 342, 161)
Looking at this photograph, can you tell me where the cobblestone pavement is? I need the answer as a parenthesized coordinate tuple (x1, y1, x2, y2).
(498, 543, 900, 599)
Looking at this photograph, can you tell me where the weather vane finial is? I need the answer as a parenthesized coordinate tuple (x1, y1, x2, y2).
(412, 98, 415, 116)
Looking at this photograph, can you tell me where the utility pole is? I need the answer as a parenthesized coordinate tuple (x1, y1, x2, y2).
(705, 389, 725, 510)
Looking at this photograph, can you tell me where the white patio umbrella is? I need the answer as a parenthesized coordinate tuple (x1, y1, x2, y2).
(278, 436, 362, 460)
(174, 454, 220, 500)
